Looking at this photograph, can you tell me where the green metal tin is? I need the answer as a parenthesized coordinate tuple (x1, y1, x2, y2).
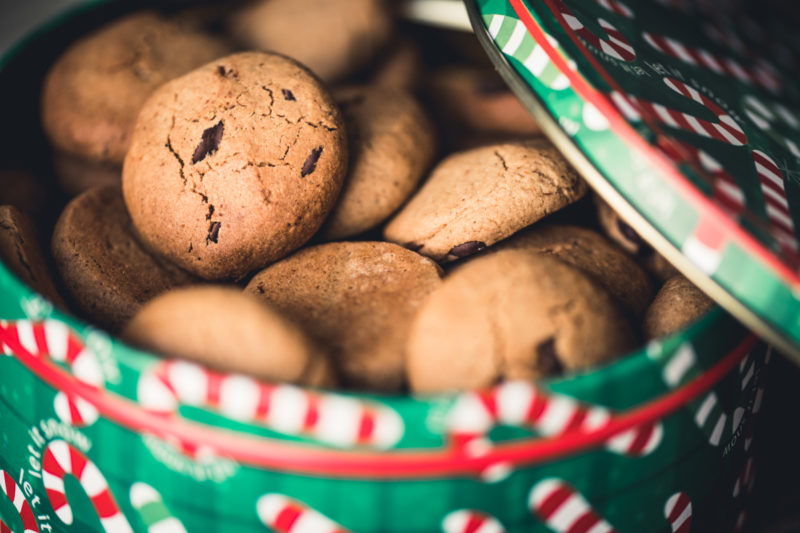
(0, 1, 774, 532)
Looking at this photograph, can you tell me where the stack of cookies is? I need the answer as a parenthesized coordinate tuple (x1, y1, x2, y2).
(0, 0, 715, 394)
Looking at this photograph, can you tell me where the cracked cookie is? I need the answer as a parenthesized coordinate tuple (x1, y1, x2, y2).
(41, 11, 231, 168)
(122, 51, 348, 280)
(494, 224, 653, 315)
(321, 86, 436, 240)
(122, 285, 335, 386)
(51, 185, 197, 332)
(643, 275, 715, 340)
(0, 206, 64, 307)
(406, 250, 634, 392)
(384, 139, 587, 262)
(228, 0, 392, 83)
(245, 241, 443, 391)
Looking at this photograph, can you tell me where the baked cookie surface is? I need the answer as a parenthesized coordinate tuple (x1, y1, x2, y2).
(643, 275, 715, 340)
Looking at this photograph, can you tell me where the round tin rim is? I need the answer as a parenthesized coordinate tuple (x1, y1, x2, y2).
(464, 0, 800, 362)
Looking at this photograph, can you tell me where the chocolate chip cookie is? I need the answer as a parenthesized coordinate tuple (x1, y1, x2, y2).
(245, 241, 443, 391)
(643, 275, 715, 340)
(123, 51, 348, 280)
(384, 139, 587, 262)
(407, 250, 634, 392)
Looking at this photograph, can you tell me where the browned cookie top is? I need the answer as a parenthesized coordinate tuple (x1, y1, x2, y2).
(384, 139, 587, 262)
(122, 285, 332, 386)
(495, 224, 654, 316)
(123, 51, 348, 280)
(643, 275, 715, 340)
(228, 0, 392, 83)
(41, 11, 231, 166)
(0, 206, 64, 307)
(51, 185, 196, 332)
(321, 86, 436, 240)
(406, 250, 635, 393)
(245, 241, 443, 391)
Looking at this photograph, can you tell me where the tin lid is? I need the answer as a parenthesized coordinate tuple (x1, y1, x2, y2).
(463, 0, 800, 362)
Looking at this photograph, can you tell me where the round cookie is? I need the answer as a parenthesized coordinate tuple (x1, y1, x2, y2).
(407, 250, 635, 393)
(51, 185, 197, 332)
(0, 206, 64, 307)
(643, 275, 715, 340)
(122, 286, 333, 386)
(495, 224, 654, 315)
(321, 86, 436, 240)
(41, 11, 231, 167)
(123, 51, 348, 280)
(245, 241, 443, 391)
(228, 0, 392, 83)
(427, 67, 541, 136)
(384, 139, 587, 262)
(53, 151, 120, 197)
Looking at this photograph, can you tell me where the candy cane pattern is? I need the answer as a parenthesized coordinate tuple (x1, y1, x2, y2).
(752, 150, 800, 260)
(257, 494, 350, 533)
(441, 510, 505, 533)
(0, 320, 102, 427)
(485, 14, 573, 90)
(42, 439, 132, 532)
(446, 380, 662, 457)
(611, 77, 747, 146)
(732, 456, 755, 498)
(130, 482, 187, 533)
(529, 478, 617, 533)
(663, 492, 692, 533)
(642, 32, 780, 93)
(138, 360, 403, 450)
(743, 95, 800, 158)
(0, 470, 39, 533)
(594, 0, 633, 18)
(553, 0, 636, 61)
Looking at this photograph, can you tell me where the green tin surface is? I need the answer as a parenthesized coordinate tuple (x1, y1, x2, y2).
(0, 1, 774, 531)
(466, 0, 800, 362)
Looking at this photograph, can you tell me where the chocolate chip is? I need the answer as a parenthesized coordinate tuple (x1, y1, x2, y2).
(206, 221, 221, 244)
(475, 76, 510, 95)
(282, 89, 296, 101)
(536, 337, 563, 375)
(301, 146, 323, 177)
(616, 219, 646, 249)
(448, 241, 486, 258)
(404, 241, 424, 252)
(217, 65, 226, 76)
(192, 121, 224, 164)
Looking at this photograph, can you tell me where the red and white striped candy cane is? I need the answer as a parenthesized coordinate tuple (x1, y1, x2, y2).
(257, 494, 350, 533)
(446, 380, 662, 457)
(529, 478, 618, 533)
(752, 150, 800, 260)
(553, 0, 635, 61)
(594, 0, 633, 18)
(0, 320, 102, 427)
(441, 510, 505, 533)
(643, 32, 780, 93)
(42, 439, 132, 533)
(611, 77, 747, 146)
(0, 470, 39, 533)
(138, 360, 403, 450)
(663, 492, 692, 533)
(732, 456, 755, 498)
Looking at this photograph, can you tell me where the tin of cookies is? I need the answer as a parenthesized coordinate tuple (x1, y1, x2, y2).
(643, 275, 715, 340)
(495, 224, 654, 315)
(122, 285, 331, 385)
(41, 11, 231, 167)
(384, 139, 587, 262)
(51, 185, 197, 332)
(245, 241, 443, 391)
(123, 51, 348, 280)
(321, 86, 436, 240)
(406, 250, 635, 393)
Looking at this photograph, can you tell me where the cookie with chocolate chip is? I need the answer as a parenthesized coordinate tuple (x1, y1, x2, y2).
(245, 241, 443, 391)
(41, 11, 231, 168)
(52, 185, 196, 332)
(123, 285, 334, 386)
(123, 51, 347, 280)
(643, 275, 714, 340)
(406, 250, 634, 392)
(321, 86, 436, 240)
(384, 139, 587, 262)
